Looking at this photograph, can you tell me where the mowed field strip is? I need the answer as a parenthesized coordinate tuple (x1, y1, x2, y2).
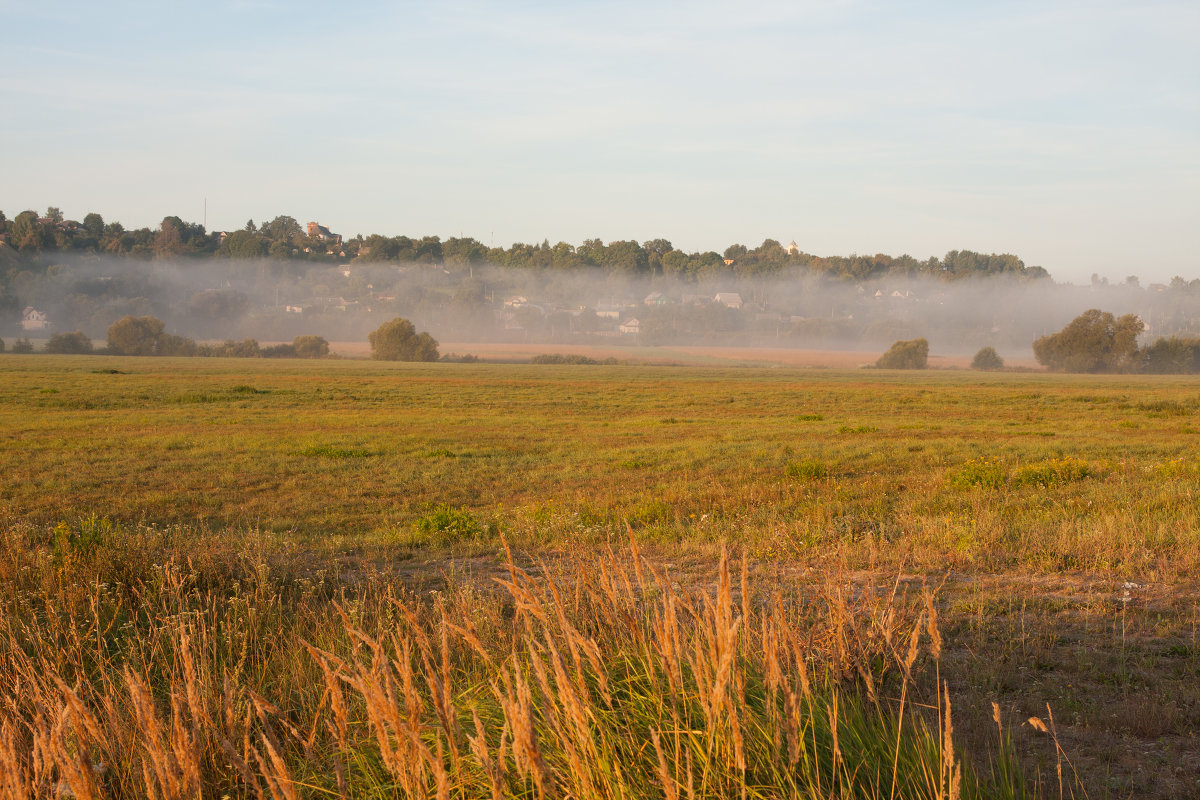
(3, 354, 1198, 575)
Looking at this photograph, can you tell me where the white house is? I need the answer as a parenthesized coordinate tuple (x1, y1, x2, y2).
(714, 292, 743, 309)
(21, 307, 48, 331)
(619, 318, 641, 335)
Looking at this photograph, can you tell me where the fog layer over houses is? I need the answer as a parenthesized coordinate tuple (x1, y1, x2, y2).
(6, 249, 1196, 359)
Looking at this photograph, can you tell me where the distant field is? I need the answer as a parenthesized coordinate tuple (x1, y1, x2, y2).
(2, 354, 1199, 797)
(334, 340, 1043, 368)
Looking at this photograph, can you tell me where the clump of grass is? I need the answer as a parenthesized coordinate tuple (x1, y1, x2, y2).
(786, 458, 829, 480)
(1011, 456, 1095, 487)
(948, 457, 1007, 490)
(299, 444, 376, 458)
(229, 384, 269, 394)
(797, 413, 824, 421)
(413, 504, 483, 543)
(629, 498, 674, 526)
(838, 424, 877, 434)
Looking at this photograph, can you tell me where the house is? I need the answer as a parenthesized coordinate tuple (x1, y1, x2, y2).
(504, 296, 529, 308)
(306, 221, 343, 245)
(714, 292, 743, 309)
(643, 291, 672, 306)
(785, 240, 800, 255)
(21, 307, 48, 331)
(619, 318, 641, 335)
(596, 299, 636, 318)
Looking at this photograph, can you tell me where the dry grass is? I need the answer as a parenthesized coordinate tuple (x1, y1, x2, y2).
(0, 523, 1039, 799)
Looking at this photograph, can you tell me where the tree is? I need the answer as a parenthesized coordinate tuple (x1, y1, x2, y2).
(45, 331, 94, 354)
(876, 338, 929, 369)
(220, 229, 266, 259)
(970, 346, 1004, 371)
(369, 318, 439, 361)
(106, 316, 195, 356)
(1032, 309, 1143, 373)
(292, 335, 329, 358)
(108, 315, 167, 355)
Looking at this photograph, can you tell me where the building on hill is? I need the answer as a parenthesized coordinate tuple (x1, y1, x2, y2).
(785, 240, 800, 255)
(307, 221, 343, 245)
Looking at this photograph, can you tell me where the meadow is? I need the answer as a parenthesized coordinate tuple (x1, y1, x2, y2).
(2, 354, 1199, 797)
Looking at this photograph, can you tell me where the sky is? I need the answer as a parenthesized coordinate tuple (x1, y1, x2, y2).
(2, 0, 1197, 284)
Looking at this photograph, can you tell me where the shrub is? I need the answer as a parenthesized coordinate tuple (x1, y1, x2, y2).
(369, 318, 439, 361)
(0, 337, 4, 353)
(10, 338, 33, 354)
(292, 335, 329, 359)
(198, 338, 261, 358)
(1139, 336, 1200, 374)
(44, 331, 93, 354)
(876, 338, 929, 369)
(261, 343, 296, 358)
(970, 346, 1004, 371)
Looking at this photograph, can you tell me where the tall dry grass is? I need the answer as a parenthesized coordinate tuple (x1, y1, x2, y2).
(0, 522, 1038, 798)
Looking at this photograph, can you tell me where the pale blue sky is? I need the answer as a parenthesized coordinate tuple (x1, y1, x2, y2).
(3, 0, 1196, 282)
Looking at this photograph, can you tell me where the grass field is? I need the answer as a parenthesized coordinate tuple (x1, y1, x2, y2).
(2, 354, 1199, 797)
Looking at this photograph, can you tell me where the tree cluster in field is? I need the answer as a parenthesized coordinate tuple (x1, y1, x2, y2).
(1, 315, 334, 359)
(1031, 308, 1200, 374)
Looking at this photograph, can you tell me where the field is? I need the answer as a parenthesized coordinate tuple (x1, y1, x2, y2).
(2, 354, 1199, 797)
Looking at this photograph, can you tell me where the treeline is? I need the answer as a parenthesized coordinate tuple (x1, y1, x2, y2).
(0, 317, 332, 359)
(0, 206, 1053, 283)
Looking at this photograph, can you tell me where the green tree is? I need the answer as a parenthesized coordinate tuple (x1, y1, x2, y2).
(970, 346, 1004, 371)
(369, 318, 439, 361)
(876, 338, 929, 369)
(1032, 309, 1144, 373)
(107, 315, 166, 355)
(44, 331, 94, 354)
(106, 316, 194, 356)
(220, 230, 266, 259)
(82, 213, 104, 240)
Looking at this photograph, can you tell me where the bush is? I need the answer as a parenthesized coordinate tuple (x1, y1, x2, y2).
(0, 337, 4, 353)
(1032, 309, 1143, 373)
(1139, 336, 1200, 374)
(369, 318, 439, 361)
(10, 338, 33, 354)
(970, 346, 1004, 371)
(261, 343, 296, 358)
(875, 338, 929, 369)
(198, 338, 261, 358)
(292, 335, 329, 359)
(44, 331, 94, 354)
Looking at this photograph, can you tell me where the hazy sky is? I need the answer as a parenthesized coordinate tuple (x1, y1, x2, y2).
(3, 0, 1197, 283)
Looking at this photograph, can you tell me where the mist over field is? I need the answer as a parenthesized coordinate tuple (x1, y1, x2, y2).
(4, 253, 1193, 357)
